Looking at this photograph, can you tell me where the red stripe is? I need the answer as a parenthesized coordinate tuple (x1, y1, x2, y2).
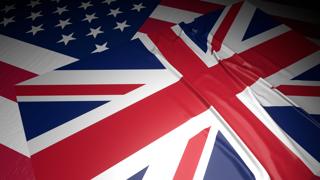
(160, 0, 223, 14)
(274, 16, 320, 39)
(0, 61, 37, 101)
(15, 84, 143, 96)
(174, 128, 209, 180)
(31, 80, 208, 179)
(146, 23, 317, 178)
(0, 144, 35, 179)
(277, 85, 320, 96)
(211, 2, 242, 52)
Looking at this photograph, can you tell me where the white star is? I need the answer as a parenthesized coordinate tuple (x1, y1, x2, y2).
(26, 24, 44, 35)
(78, 1, 93, 10)
(113, 20, 130, 32)
(1, 4, 15, 13)
(26, 11, 42, 21)
(55, 18, 72, 29)
(92, 42, 109, 53)
(53, 6, 68, 15)
(0, 16, 15, 27)
(27, 0, 41, 8)
(57, 33, 76, 45)
(101, 0, 116, 5)
(86, 26, 103, 38)
(131, 3, 145, 12)
(108, 8, 122, 17)
(82, 13, 98, 23)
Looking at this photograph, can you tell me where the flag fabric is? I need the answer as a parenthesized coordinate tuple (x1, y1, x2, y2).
(141, 1, 320, 179)
(0, 0, 157, 178)
(13, 34, 268, 179)
(1, 0, 320, 179)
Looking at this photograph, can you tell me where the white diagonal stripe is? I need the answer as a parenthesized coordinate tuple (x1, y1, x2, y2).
(237, 79, 320, 176)
(0, 97, 31, 157)
(0, 35, 77, 75)
(18, 69, 176, 85)
(265, 51, 320, 87)
(287, 96, 320, 115)
(150, 5, 201, 24)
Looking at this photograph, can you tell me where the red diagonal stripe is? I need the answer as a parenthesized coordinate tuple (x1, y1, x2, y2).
(174, 128, 209, 180)
(0, 61, 37, 101)
(277, 85, 320, 96)
(16, 84, 144, 96)
(211, 2, 242, 52)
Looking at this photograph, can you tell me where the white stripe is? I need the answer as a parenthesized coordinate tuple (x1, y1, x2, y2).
(287, 96, 320, 115)
(17, 95, 119, 102)
(0, 97, 30, 157)
(265, 51, 320, 87)
(247, 0, 320, 24)
(18, 69, 175, 85)
(0, 35, 77, 75)
(279, 80, 320, 86)
(150, 5, 201, 24)
(237, 82, 320, 176)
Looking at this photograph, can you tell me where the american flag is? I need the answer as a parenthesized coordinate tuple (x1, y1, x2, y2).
(1, 0, 319, 179)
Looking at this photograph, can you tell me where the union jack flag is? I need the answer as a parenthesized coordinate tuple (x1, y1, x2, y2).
(1, 0, 319, 179)
(140, 0, 320, 179)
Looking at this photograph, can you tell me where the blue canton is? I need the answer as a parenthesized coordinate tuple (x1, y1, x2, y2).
(0, 0, 159, 58)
